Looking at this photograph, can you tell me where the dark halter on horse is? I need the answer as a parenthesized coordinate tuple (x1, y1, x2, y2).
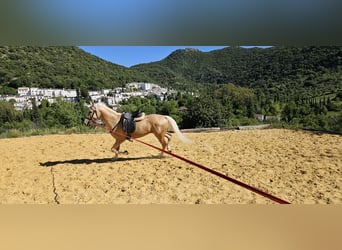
(84, 105, 99, 127)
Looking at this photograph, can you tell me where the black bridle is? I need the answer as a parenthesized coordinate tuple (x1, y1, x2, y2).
(84, 105, 99, 126)
(83, 104, 123, 136)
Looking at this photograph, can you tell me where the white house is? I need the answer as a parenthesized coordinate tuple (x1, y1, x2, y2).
(255, 114, 265, 121)
(101, 89, 111, 95)
(88, 90, 101, 96)
(29, 88, 39, 96)
(61, 89, 77, 98)
(40, 89, 55, 97)
(18, 87, 30, 96)
(140, 83, 153, 91)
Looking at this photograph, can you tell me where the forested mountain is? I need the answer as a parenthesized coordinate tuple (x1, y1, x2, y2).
(1, 46, 341, 101)
(0, 46, 149, 95)
(132, 46, 341, 101)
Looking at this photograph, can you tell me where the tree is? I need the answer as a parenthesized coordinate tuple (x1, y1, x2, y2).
(0, 101, 16, 124)
(281, 102, 297, 123)
(30, 98, 41, 125)
(182, 97, 224, 128)
(268, 102, 281, 116)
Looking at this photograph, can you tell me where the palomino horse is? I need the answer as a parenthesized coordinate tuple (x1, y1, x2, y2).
(84, 102, 191, 159)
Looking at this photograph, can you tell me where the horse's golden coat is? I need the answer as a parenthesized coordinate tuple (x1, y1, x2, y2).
(85, 102, 191, 158)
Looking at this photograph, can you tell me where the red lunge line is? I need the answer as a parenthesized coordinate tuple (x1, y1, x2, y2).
(134, 137, 291, 204)
(92, 121, 291, 204)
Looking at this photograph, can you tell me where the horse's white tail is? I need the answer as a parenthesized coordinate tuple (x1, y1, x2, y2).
(165, 116, 191, 144)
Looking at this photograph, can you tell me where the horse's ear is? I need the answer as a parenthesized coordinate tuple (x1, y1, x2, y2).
(90, 100, 95, 107)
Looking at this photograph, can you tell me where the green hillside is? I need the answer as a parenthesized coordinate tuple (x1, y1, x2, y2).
(132, 46, 341, 100)
(131, 46, 341, 132)
(0, 46, 149, 95)
(1, 46, 340, 101)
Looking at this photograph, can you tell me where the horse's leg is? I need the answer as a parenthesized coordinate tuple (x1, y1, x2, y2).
(111, 137, 126, 159)
(165, 132, 172, 152)
(154, 131, 170, 158)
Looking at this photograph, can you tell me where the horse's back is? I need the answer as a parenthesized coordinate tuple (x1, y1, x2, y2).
(144, 114, 168, 126)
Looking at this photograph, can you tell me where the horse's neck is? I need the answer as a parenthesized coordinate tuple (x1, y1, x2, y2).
(99, 106, 121, 129)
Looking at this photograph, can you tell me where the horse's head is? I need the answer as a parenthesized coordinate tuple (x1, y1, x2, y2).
(84, 102, 101, 126)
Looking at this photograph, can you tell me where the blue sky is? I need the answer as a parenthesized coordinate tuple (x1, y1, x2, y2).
(78, 46, 227, 67)
(78, 46, 270, 67)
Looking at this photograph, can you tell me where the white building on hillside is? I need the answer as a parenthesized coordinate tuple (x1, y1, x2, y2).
(140, 83, 153, 91)
(18, 87, 30, 96)
(61, 89, 77, 98)
(29, 88, 39, 96)
(40, 89, 55, 97)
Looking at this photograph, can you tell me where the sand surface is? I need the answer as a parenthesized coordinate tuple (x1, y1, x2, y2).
(0, 129, 341, 204)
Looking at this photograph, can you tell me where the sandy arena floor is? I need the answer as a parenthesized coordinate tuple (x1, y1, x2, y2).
(0, 129, 341, 204)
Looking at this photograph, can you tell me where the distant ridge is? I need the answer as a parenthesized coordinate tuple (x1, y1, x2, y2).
(1, 46, 341, 102)
(132, 46, 341, 99)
